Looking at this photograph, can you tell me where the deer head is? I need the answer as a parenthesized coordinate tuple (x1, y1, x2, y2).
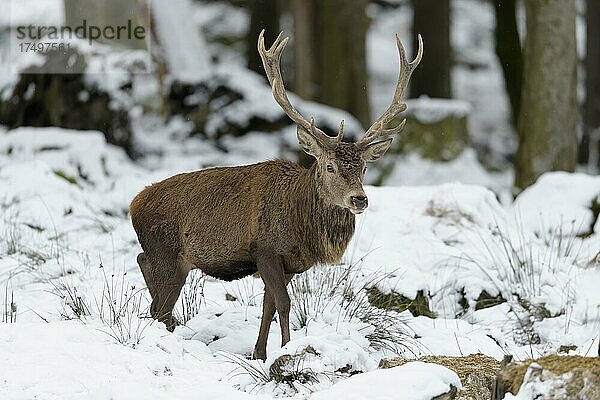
(258, 30, 423, 214)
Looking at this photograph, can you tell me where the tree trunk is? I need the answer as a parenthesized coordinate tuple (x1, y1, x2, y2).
(493, 0, 522, 126)
(291, 0, 370, 128)
(515, 0, 578, 190)
(316, 0, 370, 127)
(410, 0, 451, 99)
(583, 0, 600, 166)
(65, 0, 147, 49)
(247, 0, 280, 74)
(64, 0, 103, 28)
(291, 0, 317, 99)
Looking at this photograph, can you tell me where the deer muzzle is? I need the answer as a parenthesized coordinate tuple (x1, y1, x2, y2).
(350, 195, 368, 213)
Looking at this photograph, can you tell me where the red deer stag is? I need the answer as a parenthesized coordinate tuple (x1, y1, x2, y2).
(130, 30, 423, 360)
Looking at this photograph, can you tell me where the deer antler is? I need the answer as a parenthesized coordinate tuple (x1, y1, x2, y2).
(258, 30, 344, 146)
(356, 34, 423, 148)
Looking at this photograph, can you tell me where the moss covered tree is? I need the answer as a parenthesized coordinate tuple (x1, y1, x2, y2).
(515, 0, 578, 189)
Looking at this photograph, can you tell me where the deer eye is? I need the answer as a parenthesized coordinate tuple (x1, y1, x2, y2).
(326, 164, 335, 173)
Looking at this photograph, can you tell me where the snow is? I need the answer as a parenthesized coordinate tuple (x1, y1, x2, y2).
(193, 1, 248, 43)
(201, 65, 364, 139)
(191, 1, 248, 65)
(0, 322, 266, 400)
(405, 96, 472, 124)
(379, 149, 512, 197)
(4, 0, 64, 27)
(0, 1, 599, 399)
(311, 362, 461, 400)
(150, 0, 211, 82)
(405, 316, 506, 359)
(0, 127, 598, 399)
(0, 322, 458, 400)
(512, 171, 600, 236)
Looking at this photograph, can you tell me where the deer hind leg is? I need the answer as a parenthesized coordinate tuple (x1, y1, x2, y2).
(137, 252, 160, 319)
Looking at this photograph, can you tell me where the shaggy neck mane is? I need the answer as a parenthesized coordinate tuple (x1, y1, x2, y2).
(291, 163, 355, 264)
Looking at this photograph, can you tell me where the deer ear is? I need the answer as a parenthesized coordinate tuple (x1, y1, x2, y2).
(297, 127, 324, 158)
(362, 138, 393, 161)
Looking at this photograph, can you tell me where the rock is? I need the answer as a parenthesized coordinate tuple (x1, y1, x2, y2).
(268, 345, 319, 384)
(391, 97, 472, 162)
(557, 345, 578, 354)
(167, 79, 289, 139)
(432, 386, 459, 400)
(492, 354, 600, 400)
(457, 289, 506, 316)
(0, 49, 134, 157)
(474, 291, 507, 311)
(166, 66, 364, 149)
(585, 195, 600, 238)
(367, 287, 436, 318)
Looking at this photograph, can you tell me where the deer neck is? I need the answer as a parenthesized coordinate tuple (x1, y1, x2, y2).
(293, 163, 355, 265)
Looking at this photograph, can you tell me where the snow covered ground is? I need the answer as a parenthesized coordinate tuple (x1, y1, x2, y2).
(0, 128, 598, 399)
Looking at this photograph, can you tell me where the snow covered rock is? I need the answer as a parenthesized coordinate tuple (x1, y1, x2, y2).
(495, 355, 600, 400)
(380, 354, 500, 400)
(166, 64, 364, 141)
(388, 97, 472, 162)
(0, 49, 135, 156)
(310, 362, 461, 400)
(512, 171, 600, 237)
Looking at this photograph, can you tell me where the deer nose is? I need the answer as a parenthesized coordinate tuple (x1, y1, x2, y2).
(351, 195, 368, 209)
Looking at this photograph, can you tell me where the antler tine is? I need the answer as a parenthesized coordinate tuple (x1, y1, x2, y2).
(357, 34, 423, 147)
(258, 30, 338, 144)
(334, 120, 344, 142)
